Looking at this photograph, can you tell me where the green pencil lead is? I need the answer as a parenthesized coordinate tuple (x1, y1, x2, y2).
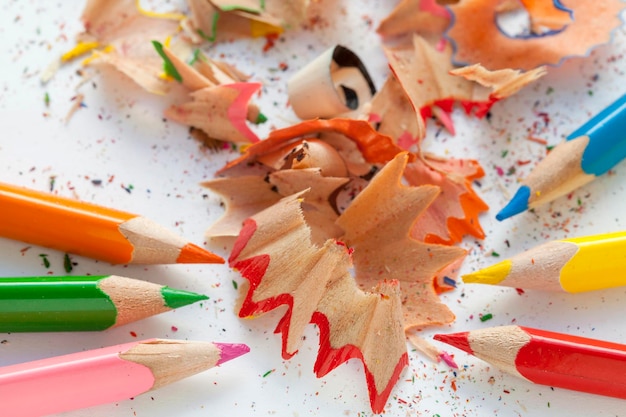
(161, 287, 209, 309)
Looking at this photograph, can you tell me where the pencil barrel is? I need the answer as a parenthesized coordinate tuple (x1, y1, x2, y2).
(517, 327, 626, 399)
(567, 93, 626, 176)
(0, 276, 116, 332)
(0, 183, 135, 263)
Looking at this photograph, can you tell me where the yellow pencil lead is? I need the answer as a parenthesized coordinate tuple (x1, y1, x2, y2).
(462, 260, 513, 285)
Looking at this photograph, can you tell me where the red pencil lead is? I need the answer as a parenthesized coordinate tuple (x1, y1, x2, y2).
(434, 332, 473, 355)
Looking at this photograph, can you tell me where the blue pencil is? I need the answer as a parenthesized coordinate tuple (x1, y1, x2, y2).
(497, 93, 626, 221)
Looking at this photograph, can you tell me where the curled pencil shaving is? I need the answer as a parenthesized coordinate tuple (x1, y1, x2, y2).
(204, 167, 349, 244)
(405, 155, 489, 245)
(164, 82, 263, 143)
(383, 34, 546, 143)
(78, 0, 179, 94)
(218, 118, 409, 175)
(78, 1, 267, 144)
(155, 43, 265, 144)
(446, 0, 626, 70)
(268, 168, 349, 245)
(213, 117, 485, 245)
(368, 76, 422, 148)
(336, 153, 465, 330)
(450, 64, 547, 100)
(377, 0, 450, 43)
(159, 42, 254, 88)
(256, 138, 350, 177)
(201, 175, 281, 237)
(184, 0, 310, 42)
(229, 192, 407, 413)
(220, 153, 467, 411)
(367, 62, 493, 243)
(81, 0, 178, 44)
(287, 45, 377, 120)
(91, 41, 172, 95)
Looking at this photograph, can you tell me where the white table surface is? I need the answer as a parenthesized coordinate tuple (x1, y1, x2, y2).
(1, 1, 626, 416)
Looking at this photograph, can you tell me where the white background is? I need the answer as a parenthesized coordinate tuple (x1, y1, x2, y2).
(1, 1, 626, 416)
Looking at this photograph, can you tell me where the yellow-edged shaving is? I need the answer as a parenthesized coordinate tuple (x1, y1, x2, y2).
(62, 41, 100, 62)
(135, 0, 186, 20)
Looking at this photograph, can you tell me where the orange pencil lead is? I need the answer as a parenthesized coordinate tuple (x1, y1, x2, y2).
(177, 243, 224, 264)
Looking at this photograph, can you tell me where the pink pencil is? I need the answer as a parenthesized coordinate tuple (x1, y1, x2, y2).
(0, 338, 249, 417)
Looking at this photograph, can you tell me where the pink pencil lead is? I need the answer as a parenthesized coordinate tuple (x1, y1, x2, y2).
(215, 342, 251, 365)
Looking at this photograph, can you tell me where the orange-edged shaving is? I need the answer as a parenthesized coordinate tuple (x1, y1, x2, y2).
(446, 0, 626, 70)
(218, 118, 408, 173)
(406, 155, 489, 245)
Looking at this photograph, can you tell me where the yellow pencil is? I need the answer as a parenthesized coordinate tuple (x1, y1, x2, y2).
(462, 230, 626, 293)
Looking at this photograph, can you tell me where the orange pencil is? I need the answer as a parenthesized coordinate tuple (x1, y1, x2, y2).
(0, 182, 223, 264)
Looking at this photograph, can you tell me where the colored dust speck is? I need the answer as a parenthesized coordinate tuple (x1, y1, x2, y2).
(439, 352, 458, 369)
(263, 33, 279, 52)
(44, 92, 50, 106)
(171, 326, 178, 332)
(63, 253, 73, 273)
(39, 254, 50, 268)
(501, 150, 508, 158)
(480, 313, 493, 322)
(130, 331, 137, 337)
(443, 276, 456, 287)
(262, 369, 275, 378)
(232, 280, 238, 290)
(491, 251, 500, 257)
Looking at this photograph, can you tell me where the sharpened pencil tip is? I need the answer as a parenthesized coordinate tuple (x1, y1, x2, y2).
(462, 260, 513, 286)
(496, 185, 531, 221)
(176, 243, 225, 264)
(161, 287, 209, 309)
(214, 343, 250, 365)
(434, 332, 473, 355)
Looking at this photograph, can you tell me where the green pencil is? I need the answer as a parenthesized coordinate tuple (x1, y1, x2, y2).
(0, 275, 208, 332)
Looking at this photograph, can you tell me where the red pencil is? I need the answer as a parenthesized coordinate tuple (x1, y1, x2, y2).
(434, 325, 626, 399)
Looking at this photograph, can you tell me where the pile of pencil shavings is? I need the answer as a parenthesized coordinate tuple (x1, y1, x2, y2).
(61, 0, 626, 413)
(203, 0, 624, 413)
